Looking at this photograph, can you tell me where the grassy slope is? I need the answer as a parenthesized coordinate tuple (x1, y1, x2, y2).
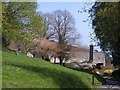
(2, 50, 100, 88)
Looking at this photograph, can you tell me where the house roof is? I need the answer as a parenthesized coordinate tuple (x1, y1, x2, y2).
(70, 46, 106, 63)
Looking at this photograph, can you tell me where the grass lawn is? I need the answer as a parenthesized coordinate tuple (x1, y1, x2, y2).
(2, 49, 100, 88)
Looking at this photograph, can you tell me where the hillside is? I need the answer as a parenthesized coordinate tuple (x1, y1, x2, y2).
(2, 49, 100, 88)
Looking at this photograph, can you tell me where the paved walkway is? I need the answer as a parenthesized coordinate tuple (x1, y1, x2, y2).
(96, 79, 120, 90)
(96, 85, 120, 90)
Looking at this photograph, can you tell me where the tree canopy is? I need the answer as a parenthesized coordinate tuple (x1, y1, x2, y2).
(43, 10, 80, 45)
(42, 10, 80, 64)
(2, 2, 46, 49)
(89, 2, 119, 67)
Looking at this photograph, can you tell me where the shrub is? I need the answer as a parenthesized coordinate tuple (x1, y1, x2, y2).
(112, 69, 120, 79)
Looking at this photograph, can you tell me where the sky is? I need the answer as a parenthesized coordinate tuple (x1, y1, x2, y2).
(37, 2, 101, 50)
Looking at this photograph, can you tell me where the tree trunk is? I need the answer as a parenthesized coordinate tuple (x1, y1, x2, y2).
(54, 57, 56, 64)
(59, 57, 63, 65)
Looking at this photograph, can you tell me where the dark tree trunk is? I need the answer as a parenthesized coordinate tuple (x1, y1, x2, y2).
(59, 57, 63, 65)
(54, 57, 56, 64)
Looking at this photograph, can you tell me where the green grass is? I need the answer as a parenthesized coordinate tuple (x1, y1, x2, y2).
(2, 50, 100, 88)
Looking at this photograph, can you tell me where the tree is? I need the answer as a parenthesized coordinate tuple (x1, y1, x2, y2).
(33, 38, 55, 61)
(2, 2, 47, 53)
(33, 38, 69, 64)
(41, 13, 53, 39)
(2, 2, 36, 45)
(44, 10, 80, 45)
(89, 2, 119, 67)
(29, 12, 47, 38)
(43, 10, 80, 65)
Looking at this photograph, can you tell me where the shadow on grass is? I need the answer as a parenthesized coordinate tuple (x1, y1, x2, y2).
(64, 66, 106, 85)
(4, 62, 91, 89)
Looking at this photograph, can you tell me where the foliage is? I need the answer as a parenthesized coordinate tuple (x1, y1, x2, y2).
(56, 43, 70, 65)
(2, 49, 100, 88)
(33, 38, 55, 60)
(2, 2, 34, 44)
(33, 38, 70, 64)
(104, 69, 113, 75)
(42, 10, 80, 64)
(112, 69, 120, 79)
(29, 12, 47, 38)
(89, 2, 119, 67)
(2, 2, 46, 49)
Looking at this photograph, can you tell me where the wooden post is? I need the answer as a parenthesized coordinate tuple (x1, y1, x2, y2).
(92, 75, 94, 85)
(89, 45, 93, 63)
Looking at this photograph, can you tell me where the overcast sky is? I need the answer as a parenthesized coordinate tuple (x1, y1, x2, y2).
(37, 2, 101, 51)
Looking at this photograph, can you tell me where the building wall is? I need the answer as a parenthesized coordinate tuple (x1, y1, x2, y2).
(68, 51, 112, 66)
(50, 57, 60, 63)
(93, 52, 105, 65)
(105, 54, 112, 65)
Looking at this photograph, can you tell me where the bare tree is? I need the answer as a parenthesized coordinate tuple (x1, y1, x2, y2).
(42, 13, 56, 39)
(40, 10, 80, 65)
(44, 10, 80, 45)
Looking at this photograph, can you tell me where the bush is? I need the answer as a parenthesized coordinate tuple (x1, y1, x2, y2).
(104, 69, 113, 75)
(112, 69, 120, 79)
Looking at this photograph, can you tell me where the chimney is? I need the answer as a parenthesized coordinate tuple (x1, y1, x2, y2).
(89, 45, 93, 63)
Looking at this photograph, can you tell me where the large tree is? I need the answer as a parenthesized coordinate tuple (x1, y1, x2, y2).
(2, 2, 35, 45)
(42, 10, 80, 65)
(89, 2, 119, 67)
(2, 2, 47, 53)
(44, 10, 80, 45)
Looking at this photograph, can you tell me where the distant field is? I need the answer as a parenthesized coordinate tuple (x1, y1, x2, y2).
(2, 49, 100, 88)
